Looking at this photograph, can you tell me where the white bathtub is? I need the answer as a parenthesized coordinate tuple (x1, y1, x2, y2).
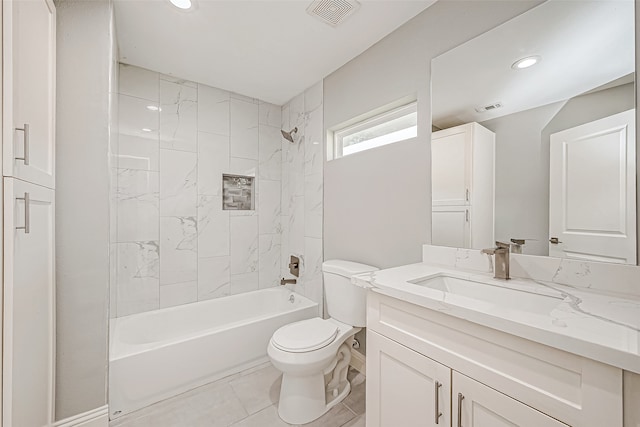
(109, 288, 318, 419)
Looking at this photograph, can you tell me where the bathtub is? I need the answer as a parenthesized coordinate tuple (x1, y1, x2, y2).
(109, 287, 318, 419)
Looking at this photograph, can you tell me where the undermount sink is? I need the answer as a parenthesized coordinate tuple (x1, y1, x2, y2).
(408, 274, 564, 315)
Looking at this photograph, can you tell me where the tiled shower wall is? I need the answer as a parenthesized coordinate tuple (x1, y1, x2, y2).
(280, 82, 325, 315)
(111, 64, 283, 317)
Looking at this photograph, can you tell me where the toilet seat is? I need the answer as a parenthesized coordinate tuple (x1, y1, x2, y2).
(272, 318, 338, 353)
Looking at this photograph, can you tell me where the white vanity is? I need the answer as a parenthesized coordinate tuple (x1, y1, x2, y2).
(360, 245, 640, 427)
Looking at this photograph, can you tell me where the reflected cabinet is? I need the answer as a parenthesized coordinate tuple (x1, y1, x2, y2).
(431, 123, 494, 249)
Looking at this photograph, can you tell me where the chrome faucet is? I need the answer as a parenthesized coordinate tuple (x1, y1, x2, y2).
(481, 242, 511, 280)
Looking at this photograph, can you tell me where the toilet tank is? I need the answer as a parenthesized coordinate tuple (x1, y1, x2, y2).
(322, 260, 378, 327)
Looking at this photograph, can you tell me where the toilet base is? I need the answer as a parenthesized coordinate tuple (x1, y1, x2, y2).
(277, 373, 351, 425)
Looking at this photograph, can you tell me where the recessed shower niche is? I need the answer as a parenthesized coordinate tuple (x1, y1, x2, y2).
(222, 174, 255, 210)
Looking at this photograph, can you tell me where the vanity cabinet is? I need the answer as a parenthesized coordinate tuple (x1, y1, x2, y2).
(431, 123, 494, 249)
(2, 0, 56, 189)
(366, 291, 623, 427)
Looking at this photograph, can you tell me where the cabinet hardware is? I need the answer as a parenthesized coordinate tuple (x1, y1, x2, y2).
(465, 209, 469, 222)
(457, 392, 464, 427)
(465, 189, 470, 202)
(434, 381, 442, 424)
(16, 192, 30, 234)
(549, 237, 562, 244)
(15, 123, 30, 165)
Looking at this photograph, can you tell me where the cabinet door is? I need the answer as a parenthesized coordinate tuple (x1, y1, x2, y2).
(3, 0, 56, 189)
(453, 372, 569, 427)
(367, 330, 451, 427)
(432, 126, 471, 206)
(3, 178, 55, 427)
(432, 205, 470, 248)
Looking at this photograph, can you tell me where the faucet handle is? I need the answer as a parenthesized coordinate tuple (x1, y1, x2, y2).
(495, 241, 511, 250)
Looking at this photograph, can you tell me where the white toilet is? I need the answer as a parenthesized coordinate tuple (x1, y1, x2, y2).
(268, 259, 378, 425)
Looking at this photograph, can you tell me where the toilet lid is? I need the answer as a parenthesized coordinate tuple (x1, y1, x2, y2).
(272, 318, 339, 353)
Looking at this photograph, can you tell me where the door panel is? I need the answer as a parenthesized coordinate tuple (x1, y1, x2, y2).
(3, 0, 56, 188)
(453, 372, 569, 427)
(3, 178, 55, 427)
(432, 127, 471, 206)
(432, 205, 471, 248)
(367, 330, 451, 427)
(549, 109, 636, 264)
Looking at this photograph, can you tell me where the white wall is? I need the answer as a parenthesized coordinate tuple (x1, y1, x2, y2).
(280, 82, 324, 314)
(55, 0, 114, 419)
(323, 0, 542, 269)
(112, 64, 283, 317)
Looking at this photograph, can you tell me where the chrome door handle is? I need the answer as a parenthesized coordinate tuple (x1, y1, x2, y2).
(15, 123, 30, 165)
(434, 381, 442, 424)
(16, 192, 30, 234)
(457, 392, 464, 427)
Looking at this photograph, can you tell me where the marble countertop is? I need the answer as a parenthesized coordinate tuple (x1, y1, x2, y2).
(353, 263, 640, 373)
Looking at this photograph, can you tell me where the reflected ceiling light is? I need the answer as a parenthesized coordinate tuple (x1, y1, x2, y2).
(146, 105, 161, 112)
(511, 56, 541, 70)
(169, 0, 192, 10)
(142, 128, 153, 132)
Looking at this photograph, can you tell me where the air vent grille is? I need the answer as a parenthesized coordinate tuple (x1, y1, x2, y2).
(475, 102, 503, 113)
(306, 0, 361, 27)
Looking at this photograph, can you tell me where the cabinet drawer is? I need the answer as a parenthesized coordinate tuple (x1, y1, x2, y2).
(367, 291, 622, 427)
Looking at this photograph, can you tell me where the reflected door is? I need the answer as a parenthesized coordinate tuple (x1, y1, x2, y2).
(549, 109, 636, 263)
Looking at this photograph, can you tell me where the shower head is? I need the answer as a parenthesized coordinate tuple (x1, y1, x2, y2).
(281, 127, 298, 143)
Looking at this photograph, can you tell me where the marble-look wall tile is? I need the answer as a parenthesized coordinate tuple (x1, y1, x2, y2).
(230, 92, 259, 104)
(119, 64, 158, 101)
(304, 237, 324, 314)
(304, 81, 323, 114)
(258, 180, 281, 235)
(229, 157, 258, 178)
(287, 139, 305, 198)
(259, 102, 282, 128)
(160, 73, 197, 88)
(230, 99, 259, 160)
(230, 272, 259, 295)
(116, 241, 160, 316)
(160, 80, 198, 152)
(160, 216, 198, 285)
(198, 256, 231, 300)
(259, 125, 282, 181)
(259, 234, 281, 289)
(160, 281, 198, 308)
(280, 215, 290, 279)
(198, 195, 229, 257)
(304, 107, 323, 175)
(198, 85, 230, 136)
(119, 94, 159, 139)
(160, 149, 197, 217)
(230, 216, 259, 274)
(198, 132, 230, 196)
(289, 93, 305, 129)
(289, 196, 305, 256)
(116, 169, 159, 242)
(118, 134, 159, 171)
(109, 243, 118, 318)
(304, 173, 322, 239)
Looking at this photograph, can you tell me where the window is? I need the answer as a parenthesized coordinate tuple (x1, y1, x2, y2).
(332, 101, 417, 159)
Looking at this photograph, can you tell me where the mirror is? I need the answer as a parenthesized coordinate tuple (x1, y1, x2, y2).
(431, 0, 636, 264)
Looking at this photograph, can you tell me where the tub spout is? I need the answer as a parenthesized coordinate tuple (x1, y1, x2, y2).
(280, 278, 296, 286)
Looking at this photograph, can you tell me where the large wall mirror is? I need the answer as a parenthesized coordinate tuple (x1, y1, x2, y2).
(431, 0, 636, 264)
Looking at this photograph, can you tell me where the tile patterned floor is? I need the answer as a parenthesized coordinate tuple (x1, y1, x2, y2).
(109, 362, 366, 427)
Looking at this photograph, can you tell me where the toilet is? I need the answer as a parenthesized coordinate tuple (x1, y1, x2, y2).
(268, 259, 378, 425)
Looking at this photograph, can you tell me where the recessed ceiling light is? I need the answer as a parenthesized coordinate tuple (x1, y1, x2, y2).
(146, 105, 161, 112)
(169, 0, 192, 10)
(512, 56, 541, 70)
(142, 128, 153, 132)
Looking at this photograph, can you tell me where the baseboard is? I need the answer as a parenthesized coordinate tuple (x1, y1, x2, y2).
(350, 348, 366, 374)
(54, 405, 109, 427)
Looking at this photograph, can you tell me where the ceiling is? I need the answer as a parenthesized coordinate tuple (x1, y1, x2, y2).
(432, 0, 635, 129)
(114, 0, 435, 105)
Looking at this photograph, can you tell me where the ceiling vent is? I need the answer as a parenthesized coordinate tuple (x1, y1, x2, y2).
(475, 102, 503, 113)
(306, 0, 361, 27)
